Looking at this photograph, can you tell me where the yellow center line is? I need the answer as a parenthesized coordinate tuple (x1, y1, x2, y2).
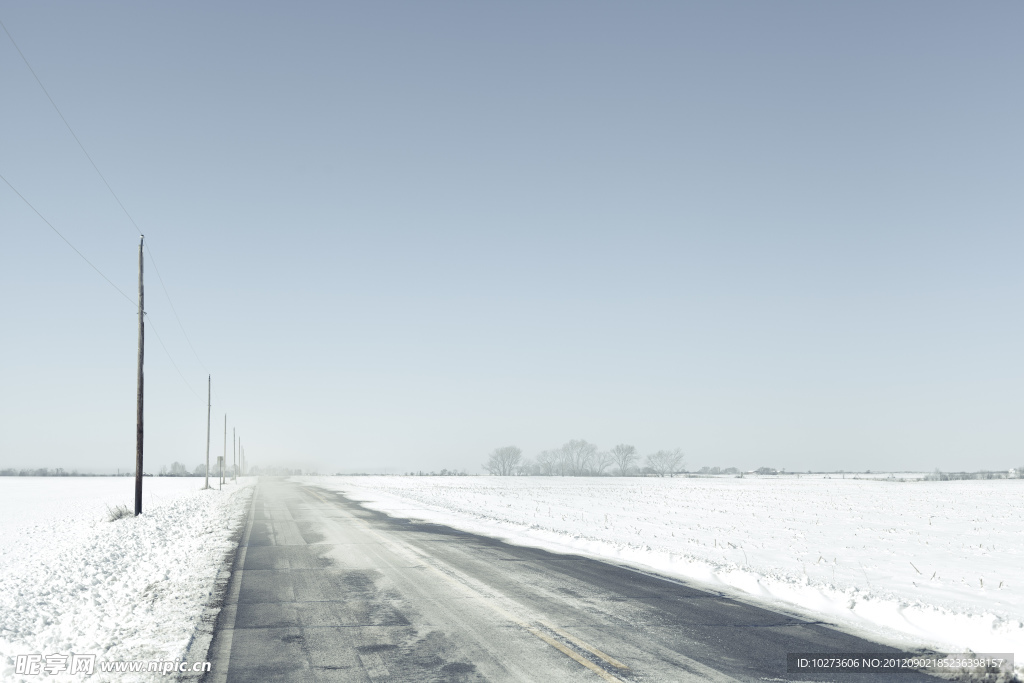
(525, 627, 628, 683)
(539, 621, 630, 671)
(301, 484, 630, 681)
(305, 488, 329, 503)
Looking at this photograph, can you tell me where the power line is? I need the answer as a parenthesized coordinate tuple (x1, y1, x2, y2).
(3, 16, 212, 377)
(144, 241, 210, 375)
(145, 313, 204, 403)
(1, 16, 139, 240)
(2, 171, 136, 308)
(4, 172, 203, 403)
(5, 17, 223, 420)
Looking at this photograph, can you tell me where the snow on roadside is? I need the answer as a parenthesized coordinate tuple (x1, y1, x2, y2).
(296, 475, 1024, 668)
(0, 478, 254, 682)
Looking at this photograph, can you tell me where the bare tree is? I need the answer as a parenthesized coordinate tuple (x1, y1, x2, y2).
(646, 449, 685, 477)
(665, 448, 684, 476)
(560, 440, 597, 476)
(535, 450, 558, 475)
(552, 449, 570, 476)
(516, 458, 538, 476)
(611, 444, 638, 476)
(591, 451, 613, 475)
(484, 446, 523, 476)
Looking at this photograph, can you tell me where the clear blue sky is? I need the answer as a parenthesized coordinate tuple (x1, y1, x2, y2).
(2, 1, 1022, 474)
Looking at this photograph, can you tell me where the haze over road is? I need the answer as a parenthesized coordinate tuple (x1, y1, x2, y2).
(202, 479, 934, 682)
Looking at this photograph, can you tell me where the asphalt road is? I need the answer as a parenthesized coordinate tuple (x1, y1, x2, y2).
(201, 479, 939, 683)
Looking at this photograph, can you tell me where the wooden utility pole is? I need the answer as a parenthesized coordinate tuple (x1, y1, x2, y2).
(221, 413, 226, 489)
(134, 236, 145, 516)
(233, 428, 237, 481)
(204, 375, 211, 489)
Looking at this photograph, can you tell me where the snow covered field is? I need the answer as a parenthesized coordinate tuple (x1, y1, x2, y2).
(297, 475, 1023, 669)
(0, 478, 254, 682)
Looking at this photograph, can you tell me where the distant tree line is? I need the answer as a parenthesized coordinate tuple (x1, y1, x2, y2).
(0, 468, 95, 476)
(151, 462, 219, 477)
(483, 441, 686, 477)
(247, 466, 303, 476)
(0, 463, 257, 477)
(158, 462, 282, 476)
(1, 468, 156, 477)
(696, 466, 742, 475)
(140, 463, 304, 477)
(925, 468, 1022, 481)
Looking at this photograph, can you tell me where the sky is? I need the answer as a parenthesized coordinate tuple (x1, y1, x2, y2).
(2, 1, 1022, 475)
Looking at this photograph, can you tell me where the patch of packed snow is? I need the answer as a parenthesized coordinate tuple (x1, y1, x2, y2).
(296, 475, 1023, 668)
(0, 477, 254, 682)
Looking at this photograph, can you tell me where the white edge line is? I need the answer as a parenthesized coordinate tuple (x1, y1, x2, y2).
(203, 482, 259, 683)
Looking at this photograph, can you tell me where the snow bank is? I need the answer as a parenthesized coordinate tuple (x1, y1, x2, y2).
(296, 475, 1023, 667)
(0, 478, 254, 682)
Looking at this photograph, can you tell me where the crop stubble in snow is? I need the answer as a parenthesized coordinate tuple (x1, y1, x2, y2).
(0, 477, 254, 682)
(298, 475, 1024, 665)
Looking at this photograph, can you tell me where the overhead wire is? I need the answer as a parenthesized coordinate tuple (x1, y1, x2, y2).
(144, 242, 210, 375)
(1, 16, 139, 241)
(145, 313, 204, 402)
(3, 15, 213, 395)
(1, 171, 137, 308)
(3, 171, 205, 405)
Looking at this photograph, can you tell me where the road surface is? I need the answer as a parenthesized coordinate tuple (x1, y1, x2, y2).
(201, 479, 937, 682)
